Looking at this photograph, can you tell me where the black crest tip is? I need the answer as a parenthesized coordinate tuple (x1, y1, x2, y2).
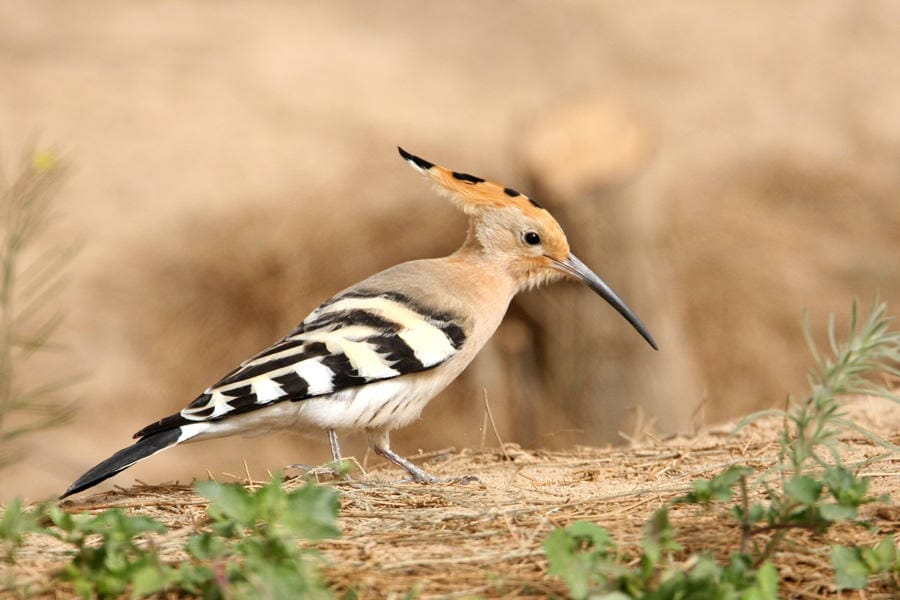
(397, 147, 434, 171)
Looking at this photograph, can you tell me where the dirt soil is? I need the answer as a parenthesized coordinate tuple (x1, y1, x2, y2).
(4, 396, 899, 599)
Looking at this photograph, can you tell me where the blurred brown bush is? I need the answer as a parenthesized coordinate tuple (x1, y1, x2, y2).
(1, 1, 899, 500)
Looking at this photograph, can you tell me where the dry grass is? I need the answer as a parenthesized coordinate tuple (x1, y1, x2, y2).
(4, 397, 899, 599)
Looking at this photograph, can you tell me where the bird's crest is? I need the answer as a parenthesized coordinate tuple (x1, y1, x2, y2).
(398, 147, 545, 217)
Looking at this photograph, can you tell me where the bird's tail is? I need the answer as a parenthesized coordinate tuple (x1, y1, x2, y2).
(61, 428, 183, 499)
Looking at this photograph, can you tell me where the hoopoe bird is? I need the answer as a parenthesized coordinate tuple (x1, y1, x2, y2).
(62, 147, 657, 498)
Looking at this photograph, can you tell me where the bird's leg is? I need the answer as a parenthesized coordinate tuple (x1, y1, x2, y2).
(328, 428, 342, 463)
(367, 428, 437, 483)
(367, 429, 479, 485)
(374, 445, 439, 484)
(324, 428, 355, 479)
(287, 429, 352, 480)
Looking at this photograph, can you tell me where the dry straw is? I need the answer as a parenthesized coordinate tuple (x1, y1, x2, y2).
(7, 397, 898, 598)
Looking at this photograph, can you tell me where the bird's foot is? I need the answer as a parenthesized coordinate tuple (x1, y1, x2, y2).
(448, 474, 482, 485)
(373, 446, 481, 485)
(287, 459, 356, 482)
(395, 473, 482, 485)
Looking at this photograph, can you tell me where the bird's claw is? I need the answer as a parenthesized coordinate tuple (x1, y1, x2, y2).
(392, 473, 482, 486)
(286, 463, 353, 481)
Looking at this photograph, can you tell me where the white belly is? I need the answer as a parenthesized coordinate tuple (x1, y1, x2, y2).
(187, 364, 460, 442)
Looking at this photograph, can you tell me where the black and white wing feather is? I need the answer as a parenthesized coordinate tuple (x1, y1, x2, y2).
(134, 290, 467, 439)
(62, 289, 467, 498)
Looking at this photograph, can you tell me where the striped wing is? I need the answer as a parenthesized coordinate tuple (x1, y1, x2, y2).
(134, 290, 466, 439)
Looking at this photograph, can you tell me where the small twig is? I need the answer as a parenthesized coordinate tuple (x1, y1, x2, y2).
(379, 548, 542, 570)
(690, 393, 708, 436)
(242, 458, 254, 486)
(64, 498, 208, 512)
(482, 389, 510, 461)
(413, 446, 457, 461)
(739, 474, 750, 554)
(753, 529, 788, 569)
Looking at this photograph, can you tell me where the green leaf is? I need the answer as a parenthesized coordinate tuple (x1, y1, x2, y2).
(544, 528, 587, 598)
(823, 466, 871, 507)
(165, 559, 218, 596)
(738, 560, 779, 600)
(564, 521, 614, 551)
(90, 510, 165, 539)
(543, 522, 614, 600)
(48, 506, 77, 532)
(281, 484, 342, 540)
(753, 561, 779, 599)
(71, 575, 93, 599)
(785, 475, 822, 505)
(340, 588, 360, 600)
(184, 532, 228, 561)
(832, 545, 870, 590)
(732, 501, 768, 525)
(854, 535, 899, 575)
(185, 478, 340, 598)
(872, 534, 897, 568)
(644, 509, 680, 555)
(748, 503, 766, 523)
(676, 466, 752, 505)
(0, 498, 43, 556)
(196, 480, 254, 526)
(325, 458, 356, 478)
(679, 478, 714, 504)
(818, 503, 857, 522)
(130, 563, 169, 597)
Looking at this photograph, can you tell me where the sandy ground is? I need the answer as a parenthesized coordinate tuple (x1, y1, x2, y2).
(1, 1, 900, 503)
(3, 396, 899, 598)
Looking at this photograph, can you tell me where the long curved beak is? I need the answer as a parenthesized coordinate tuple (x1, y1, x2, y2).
(549, 253, 658, 350)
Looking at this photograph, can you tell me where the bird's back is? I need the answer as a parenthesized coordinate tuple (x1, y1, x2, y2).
(133, 256, 516, 441)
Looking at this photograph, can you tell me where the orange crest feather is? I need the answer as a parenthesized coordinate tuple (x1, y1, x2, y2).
(398, 147, 545, 217)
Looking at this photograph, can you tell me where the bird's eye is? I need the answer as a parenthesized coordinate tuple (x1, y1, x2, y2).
(523, 231, 541, 246)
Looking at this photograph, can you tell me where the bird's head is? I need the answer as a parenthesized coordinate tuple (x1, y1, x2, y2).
(398, 147, 657, 350)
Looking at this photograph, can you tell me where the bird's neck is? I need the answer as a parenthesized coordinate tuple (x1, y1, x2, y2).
(445, 245, 518, 299)
(431, 248, 518, 362)
(452, 223, 544, 295)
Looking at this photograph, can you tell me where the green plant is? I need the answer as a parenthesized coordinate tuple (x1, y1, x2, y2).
(831, 535, 899, 590)
(186, 475, 341, 599)
(0, 498, 44, 564)
(47, 507, 172, 598)
(0, 147, 77, 466)
(723, 298, 896, 584)
(544, 297, 899, 597)
(1, 498, 48, 595)
(0, 477, 342, 598)
(544, 512, 778, 599)
(1, 499, 175, 598)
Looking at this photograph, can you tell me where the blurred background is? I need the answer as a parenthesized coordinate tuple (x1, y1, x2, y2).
(1, 0, 899, 501)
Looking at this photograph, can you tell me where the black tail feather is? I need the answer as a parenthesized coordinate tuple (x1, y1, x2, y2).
(61, 429, 182, 499)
